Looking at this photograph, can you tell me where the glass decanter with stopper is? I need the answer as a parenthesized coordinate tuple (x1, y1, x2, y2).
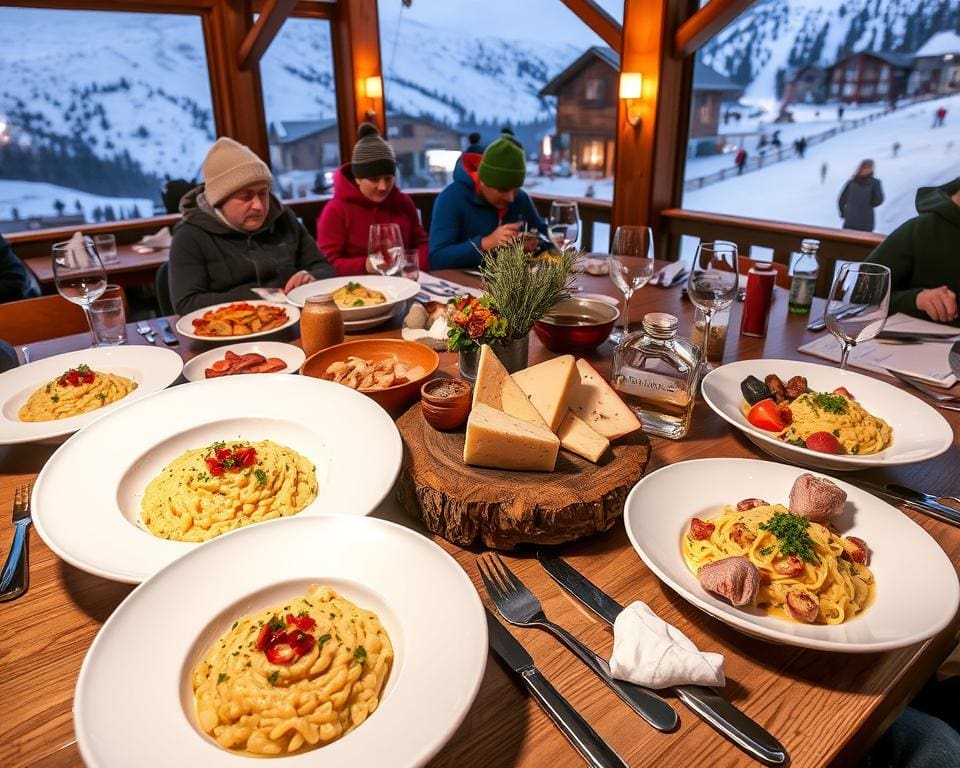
(611, 312, 702, 439)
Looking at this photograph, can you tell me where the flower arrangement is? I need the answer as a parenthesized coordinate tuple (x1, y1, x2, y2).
(446, 295, 508, 352)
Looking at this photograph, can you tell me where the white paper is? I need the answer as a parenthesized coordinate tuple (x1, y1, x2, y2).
(250, 287, 289, 303)
(417, 272, 482, 300)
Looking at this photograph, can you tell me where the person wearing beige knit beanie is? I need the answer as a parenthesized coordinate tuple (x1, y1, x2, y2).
(169, 137, 334, 315)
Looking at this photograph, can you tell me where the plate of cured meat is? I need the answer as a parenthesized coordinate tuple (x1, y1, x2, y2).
(181, 342, 306, 382)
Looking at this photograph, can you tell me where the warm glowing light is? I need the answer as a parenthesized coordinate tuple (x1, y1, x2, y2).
(619, 72, 643, 100)
(364, 76, 383, 99)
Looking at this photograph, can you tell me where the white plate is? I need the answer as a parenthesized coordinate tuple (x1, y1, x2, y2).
(32, 376, 402, 583)
(0, 346, 183, 445)
(344, 308, 397, 332)
(701, 358, 953, 471)
(75, 514, 487, 768)
(286, 276, 420, 319)
(624, 458, 959, 652)
(175, 300, 301, 342)
(181, 341, 306, 383)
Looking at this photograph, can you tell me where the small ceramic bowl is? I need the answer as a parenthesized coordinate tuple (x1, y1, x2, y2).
(420, 378, 472, 431)
(533, 297, 620, 353)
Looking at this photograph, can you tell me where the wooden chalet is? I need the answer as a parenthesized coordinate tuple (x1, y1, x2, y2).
(909, 31, 960, 96)
(826, 51, 913, 104)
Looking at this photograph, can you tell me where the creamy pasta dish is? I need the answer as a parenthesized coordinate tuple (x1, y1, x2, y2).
(193, 585, 393, 756)
(18, 364, 137, 422)
(141, 440, 317, 542)
(332, 282, 387, 308)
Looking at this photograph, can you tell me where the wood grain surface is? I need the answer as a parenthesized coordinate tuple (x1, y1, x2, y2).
(1, 269, 958, 768)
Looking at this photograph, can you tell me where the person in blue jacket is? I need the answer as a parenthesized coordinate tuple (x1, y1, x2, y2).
(429, 132, 548, 269)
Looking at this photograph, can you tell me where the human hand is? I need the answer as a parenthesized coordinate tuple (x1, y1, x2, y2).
(915, 286, 958, 323)
(480, 222, 523, 251)
(283, 270, 315, 293)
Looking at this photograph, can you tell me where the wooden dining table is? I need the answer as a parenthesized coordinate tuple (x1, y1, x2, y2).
(1, 269, 958, 768)
(24, 244, 169, 290)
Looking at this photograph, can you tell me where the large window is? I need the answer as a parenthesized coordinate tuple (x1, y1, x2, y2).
(260, 17, 338, 199)
(0, 7, 215, 233)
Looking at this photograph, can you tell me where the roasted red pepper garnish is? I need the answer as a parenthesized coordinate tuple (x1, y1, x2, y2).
(58, 365, 96, 387)
(203, 444, 258, 476)
(256, 613, 317, 666)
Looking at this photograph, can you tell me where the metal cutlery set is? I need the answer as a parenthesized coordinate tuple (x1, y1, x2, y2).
(481, 551, 788, 767)
(0, 482, 32, 602)
(136, 319, 179, 346)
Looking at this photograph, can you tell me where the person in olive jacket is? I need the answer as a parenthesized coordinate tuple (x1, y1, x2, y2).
(169, 137, 334, 315)
(838, 159, 884, 231)
(866, 176, 960, 325)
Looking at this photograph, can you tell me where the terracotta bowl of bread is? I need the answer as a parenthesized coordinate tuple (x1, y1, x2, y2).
(301, 338, 440, 412)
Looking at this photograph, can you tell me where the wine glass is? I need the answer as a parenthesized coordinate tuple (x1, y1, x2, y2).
(824, 262, 891, 369)
(368, 223, 403, 276)
(52, 238, 108, 340)
(548, 201, 580, 251)
(607, 225, 656, 343)
(687, 241, 739, 366)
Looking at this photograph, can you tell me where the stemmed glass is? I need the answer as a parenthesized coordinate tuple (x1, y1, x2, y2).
(608, 225, 656, 343)
(368, 223, 403, 276)
(548, 201, 580, 251)
(824, 262, 891, 369)
(52, 238, 108, 340)
(687, 241, 739, 366)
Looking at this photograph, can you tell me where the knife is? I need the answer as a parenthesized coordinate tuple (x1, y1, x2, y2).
(875, 331, 960, 343)
(850, 480, 960, 527)
(155, 318, 179, 346)
(537, 552, 789, 767)
(486, 609, 628, 768)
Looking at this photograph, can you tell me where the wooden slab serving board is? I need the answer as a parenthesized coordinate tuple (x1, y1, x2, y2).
(396, 403, 652, 550)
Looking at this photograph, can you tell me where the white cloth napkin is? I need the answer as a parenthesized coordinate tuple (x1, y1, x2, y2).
(401, 316, 449, 350)
(133, 226, 172, 252)
(583, 256, 610, 276)
(798, 312, 958, 387)
(609, 601, 725, 690)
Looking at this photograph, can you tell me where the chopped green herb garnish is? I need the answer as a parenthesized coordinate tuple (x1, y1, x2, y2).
(832, 429, 841, 437)
(317, 633, 332, 648)
(346, 281, 361, 291)
(217, 673, 229, 684)
(352, 299, 364, 306)
(354, 646, 367, 664)
(297, 610, 310, 617)
(50, 395, 59, 403)
(95, 392, 107, 401)
(231, 621, 238, 630)
(759, 511, 817, 563)
(809, 392, 848, 415)
(267, 614, 285, 632)
(255, 469, 268, 485)
(759, 545, 775, 557)
(268, 671, 280, 686)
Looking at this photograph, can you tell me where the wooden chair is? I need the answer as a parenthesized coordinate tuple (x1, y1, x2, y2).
(738, 256, 791, 290)
(0, 294, 99, 346)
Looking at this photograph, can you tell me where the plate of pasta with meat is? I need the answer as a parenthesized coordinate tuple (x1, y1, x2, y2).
(75, 514, 488, 767)
(623, 458, 959, 652)
(701, 359, 952, 471)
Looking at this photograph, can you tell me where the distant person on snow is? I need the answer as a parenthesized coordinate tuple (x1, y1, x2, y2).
(771, 130, 782, 149)
(735, 148, 748, 175)
(838, 159, 884, 232)
(820, 162, 828, 184)
(794, 137, 807, 159)
(892, 141, 901, 158)
(866, 176, 960, 325)
(838, 104, 845, 121)
(933, 106, 947, 128)
(757, 133, 768, 151)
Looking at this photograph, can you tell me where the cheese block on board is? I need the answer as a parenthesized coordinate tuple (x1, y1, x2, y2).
(473, 345, 548, 428)
(511, 355, 576, 433)
(464, 402, 560, 472)
(557, 411, 610, 463)
(568, 359, 642, 440)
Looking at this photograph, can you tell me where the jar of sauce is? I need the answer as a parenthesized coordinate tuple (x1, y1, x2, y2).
(300, 294, 344, 357)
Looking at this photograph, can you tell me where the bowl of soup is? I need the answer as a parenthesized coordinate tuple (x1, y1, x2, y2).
(533, 297, 620, 353)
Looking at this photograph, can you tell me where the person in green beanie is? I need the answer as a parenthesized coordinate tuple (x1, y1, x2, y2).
(429, 131, 548, 269)
(866, 176, 960, 325)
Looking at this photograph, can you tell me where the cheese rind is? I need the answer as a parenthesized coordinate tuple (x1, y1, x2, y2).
(567, 359, 642, 440)
(464, 402, 559, 472)
(558, 411, 610, 463)
(473, 345, 548, 428)
(511, 355, 576, 433)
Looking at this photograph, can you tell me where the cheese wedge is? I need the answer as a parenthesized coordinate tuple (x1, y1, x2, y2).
(464, 402, 559, 472)
(511, 355, 576, 433)
(473, 345, 548, 428)
(567, 359, 642, 440)
(557, 411, 610, 463)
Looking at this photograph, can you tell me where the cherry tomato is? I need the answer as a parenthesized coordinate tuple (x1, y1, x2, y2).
(846, 536, 869, 564)
(255, 624, 272, 652)
(804, 431, 843, 454)
(747, 398, 786, 432)
(265, 643, 296, 665)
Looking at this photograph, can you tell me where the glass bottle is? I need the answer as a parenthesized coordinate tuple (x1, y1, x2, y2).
(788, 239, 820, 315)
(300, 294, 344, 358)
(611, 313, 702, 439)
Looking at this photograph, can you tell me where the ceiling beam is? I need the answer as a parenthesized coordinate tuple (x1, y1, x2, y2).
(674, 0, 756, 58)
(238, 0, 298, 70)
(560, 0, 623, 53)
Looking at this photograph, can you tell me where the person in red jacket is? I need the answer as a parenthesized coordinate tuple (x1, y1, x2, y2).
(316, 123, 429, 276)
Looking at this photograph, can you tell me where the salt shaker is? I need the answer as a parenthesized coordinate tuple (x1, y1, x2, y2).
(740, 263, 777, 338)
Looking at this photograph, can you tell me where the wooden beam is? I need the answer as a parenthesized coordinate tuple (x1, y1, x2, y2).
(0, 0, 214, 10)
(611, 0, 697, 250)
(559, 0, 623, 53)
(238, 0, 298, 70)
(674, 0, 756, 58)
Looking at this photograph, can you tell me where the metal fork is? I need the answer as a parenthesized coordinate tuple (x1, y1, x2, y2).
(887, 369, 960, 402)
(136, 321, 156, 344)
(0, 482, 32, 602)
(478, 553, 678, 731)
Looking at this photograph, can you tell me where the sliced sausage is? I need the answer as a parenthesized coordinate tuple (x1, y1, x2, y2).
(785, 376, 808, 400)
(736, 498, 768, 511)
(785, 590, 819, 623)
(764, 374, 789, 404)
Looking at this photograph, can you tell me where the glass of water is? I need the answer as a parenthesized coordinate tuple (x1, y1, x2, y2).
(368, 223, 403, 276)
(400, 249, 420, 281)
(93, 233, 120, 264)
(548, 200, 580, 251)
(686, 241, 739, 367)
(88, 284, 128, 346)
(608, 225, 656, 343)
(53, 237, 107, 338)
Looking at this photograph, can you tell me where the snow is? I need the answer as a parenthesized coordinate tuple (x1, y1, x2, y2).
(0, 180, 153, 221)
(915, 31, 960, 58)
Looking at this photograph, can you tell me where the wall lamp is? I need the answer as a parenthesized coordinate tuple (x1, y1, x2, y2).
(363, 75, 383, 122)
(619, 72, 643, 128)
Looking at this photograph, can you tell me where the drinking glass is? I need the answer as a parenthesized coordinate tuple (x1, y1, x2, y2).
(400, 249, 420, 281)
(548, 201, 580, 251)
(824, 262, 891, 369)
(52, 238, 108, 337)
(608, 225, 656, 343)
(687, 241, 739, 366)
(368, 223, 403, 276)
(88, 284, 127, 346)
(93, 233, 119, 264)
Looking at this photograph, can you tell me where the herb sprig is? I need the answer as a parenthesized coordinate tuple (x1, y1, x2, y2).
(759, 511, 818, 563)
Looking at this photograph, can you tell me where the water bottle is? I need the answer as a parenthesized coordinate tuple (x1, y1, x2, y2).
(788, 239, 819, 315)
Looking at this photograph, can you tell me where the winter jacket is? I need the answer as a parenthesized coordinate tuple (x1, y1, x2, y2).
(0, 234, 40, 304)
(316, 164, 429, 276)
(169, 185, 334, 315)
(866, 177, 960, 325)
(429, 153, 548, 269)
(839, 175, 884, 231)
